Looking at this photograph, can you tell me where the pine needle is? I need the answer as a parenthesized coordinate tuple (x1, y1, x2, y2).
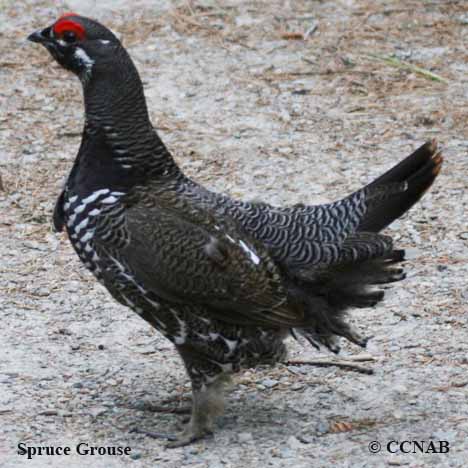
(365, 53, 449, 84)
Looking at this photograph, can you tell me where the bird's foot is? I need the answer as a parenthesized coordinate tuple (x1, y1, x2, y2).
(130, 423, 213, 448)
(165, 422, 214, 448)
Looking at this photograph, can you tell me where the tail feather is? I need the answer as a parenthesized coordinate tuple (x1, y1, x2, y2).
(359, 140, 443, 232)
(294, 247, 406, 352)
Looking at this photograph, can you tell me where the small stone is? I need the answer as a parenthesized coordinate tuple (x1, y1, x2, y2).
(458, 14, 468, 25)
(130, 453, 142, 460)
(72, 382, 83, 389)
(261, 378, 279, 388)
(297, 434, 313, 444)
(393, 384, 408, 394)
(98, 344, 105, 350)
(88, 407, 107, 418)
(316, 421, 329, 434)
(388, 458, 406, 466)
(71, 344, 80, 351)
(279, 448, 294, 458)
(291, 383, 304, 391)
(237, 432, 253, 443)
(35, 288, 50, 297)
(287, 435, 302, 449)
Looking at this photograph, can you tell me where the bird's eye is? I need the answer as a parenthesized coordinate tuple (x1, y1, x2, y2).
(63, 30, 78, 43)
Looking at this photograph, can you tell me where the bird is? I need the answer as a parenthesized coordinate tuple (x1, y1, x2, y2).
(28, 14, 443, 447)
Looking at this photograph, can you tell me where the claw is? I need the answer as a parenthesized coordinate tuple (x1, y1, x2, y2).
(129, 425, 212, 448)
(166, 426, 213, 449)
(129, 427, 178, 441)
(146, 404, 192, 415)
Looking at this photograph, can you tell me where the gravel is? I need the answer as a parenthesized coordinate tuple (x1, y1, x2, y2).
(1, 1, 467, 467)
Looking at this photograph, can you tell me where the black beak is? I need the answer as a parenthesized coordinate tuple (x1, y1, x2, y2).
(27, 27, 52, 44)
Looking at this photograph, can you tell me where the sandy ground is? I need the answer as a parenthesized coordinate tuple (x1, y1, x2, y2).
(1, 0, 467, 467)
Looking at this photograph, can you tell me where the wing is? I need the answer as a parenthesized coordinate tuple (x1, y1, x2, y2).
(92, 199, 305, 328)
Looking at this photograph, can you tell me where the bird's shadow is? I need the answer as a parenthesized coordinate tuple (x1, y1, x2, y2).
(105, 376, 353, 446)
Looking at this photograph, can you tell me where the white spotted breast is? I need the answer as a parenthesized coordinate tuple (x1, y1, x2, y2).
(63, 188, 125, 279)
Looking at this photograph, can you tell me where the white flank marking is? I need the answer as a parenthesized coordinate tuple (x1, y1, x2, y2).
(67, 213, 77, 227)
(75, 217, 89, 233)
(144, 297, 160, 310)
(101, 195, 118, 204)
(122, 295, 135, 308)
(223, 337, 238, 354)
(82, 189, 110, 205)
(171, 309, 187, 345)
(109, 255, 147, 294)
(89, 208, 101, 216)
(238, 240, 260, 265)
(80, 231, 93, 243)
(109, 255, 125, 272)
(74, 204, 86, 214)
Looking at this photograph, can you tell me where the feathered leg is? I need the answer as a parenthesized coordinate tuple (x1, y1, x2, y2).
(132, 348, 229, 447)
(167, 377, 227, 448)
(165, 346, 229, 448)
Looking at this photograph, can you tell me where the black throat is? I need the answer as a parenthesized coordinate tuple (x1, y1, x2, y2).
(66, 43, 181, 198)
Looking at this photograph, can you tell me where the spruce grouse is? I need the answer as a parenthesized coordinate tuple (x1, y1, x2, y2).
(28, 14, 443, 447)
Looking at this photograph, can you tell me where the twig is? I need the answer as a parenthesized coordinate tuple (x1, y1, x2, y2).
(346, 353, 377, 362)
(304, 22, 318, 40)
(365, 53, 449, 83)
(285, 358, 374, 375)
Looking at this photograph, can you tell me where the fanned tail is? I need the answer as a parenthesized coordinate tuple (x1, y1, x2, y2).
(293, 141, 443, 353)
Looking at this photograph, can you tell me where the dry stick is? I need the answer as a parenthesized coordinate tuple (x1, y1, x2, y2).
(365, 53, 449, 84)
(285, 357, 375, 375)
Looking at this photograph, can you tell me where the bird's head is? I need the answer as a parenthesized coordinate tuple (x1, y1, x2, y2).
(28, 14, 121, 83)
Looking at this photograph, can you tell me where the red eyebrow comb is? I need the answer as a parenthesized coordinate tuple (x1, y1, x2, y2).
(57, 12, 79, 21)
(53, 16, 86, 41)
